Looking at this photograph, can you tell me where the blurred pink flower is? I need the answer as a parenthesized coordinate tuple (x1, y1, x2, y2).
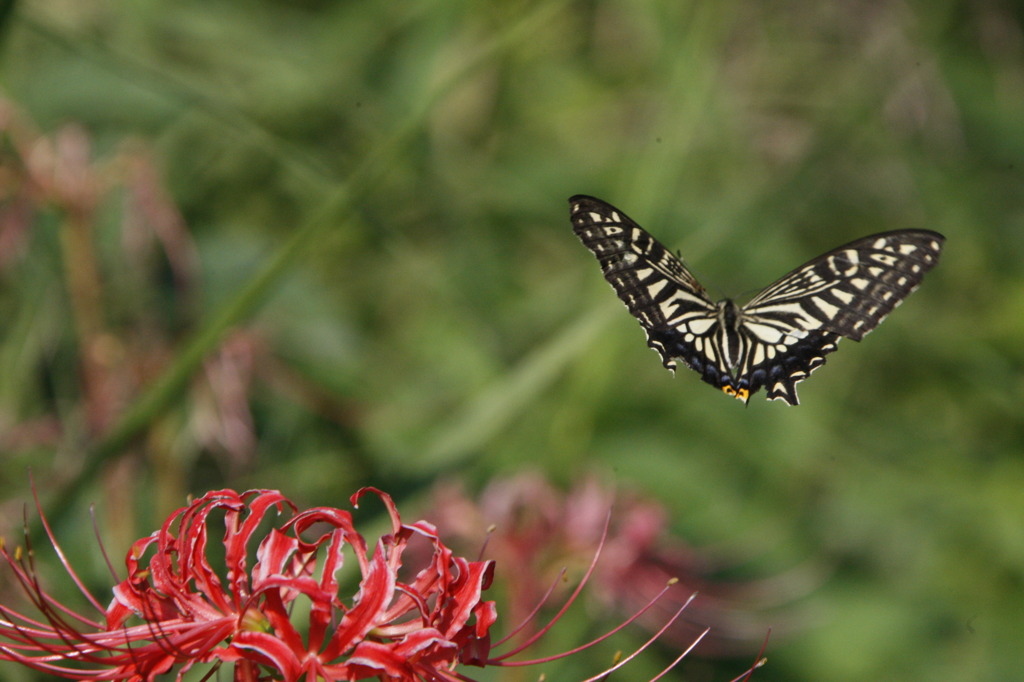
(427, 472, 802, 656)
(0, 97, 257, 474)
(0, 486, 733, 681)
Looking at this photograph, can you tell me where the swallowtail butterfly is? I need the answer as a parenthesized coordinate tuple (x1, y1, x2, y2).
(570, 195, 944, 405)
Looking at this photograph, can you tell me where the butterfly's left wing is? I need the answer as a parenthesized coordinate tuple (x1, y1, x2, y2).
(569, 195, 718, 372)
(737, 230, 945, 404)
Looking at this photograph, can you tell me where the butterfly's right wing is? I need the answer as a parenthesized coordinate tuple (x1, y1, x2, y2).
(570, 195, 718, 372)
(737, 229, 945, 404)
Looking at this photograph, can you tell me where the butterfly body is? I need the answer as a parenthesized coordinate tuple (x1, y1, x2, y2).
(570, 195, 944, 405)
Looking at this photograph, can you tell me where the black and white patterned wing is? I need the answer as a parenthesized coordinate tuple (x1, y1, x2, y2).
(569, 195, 717, 372)
(570, 195, 945, 405)
(736, 230, 945, 404)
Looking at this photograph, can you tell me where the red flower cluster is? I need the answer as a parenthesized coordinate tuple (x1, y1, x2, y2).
(0, 486, 739, 681)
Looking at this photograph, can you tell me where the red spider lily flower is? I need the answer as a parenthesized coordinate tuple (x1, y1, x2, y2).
(0, 485, 752, 681)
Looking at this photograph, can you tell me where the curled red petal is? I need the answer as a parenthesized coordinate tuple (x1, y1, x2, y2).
(222, 630, 303, 682)
(350, 487, 402, 537)
(321, 545, 395, 661)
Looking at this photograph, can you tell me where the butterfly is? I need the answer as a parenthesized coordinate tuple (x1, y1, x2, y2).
(570, 195, 944, 405)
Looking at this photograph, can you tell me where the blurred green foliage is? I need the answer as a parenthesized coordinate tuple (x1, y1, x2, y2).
(0, 0, 1022, 680)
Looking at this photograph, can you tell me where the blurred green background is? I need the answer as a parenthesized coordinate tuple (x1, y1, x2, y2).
(0, 0, 1022, 680)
